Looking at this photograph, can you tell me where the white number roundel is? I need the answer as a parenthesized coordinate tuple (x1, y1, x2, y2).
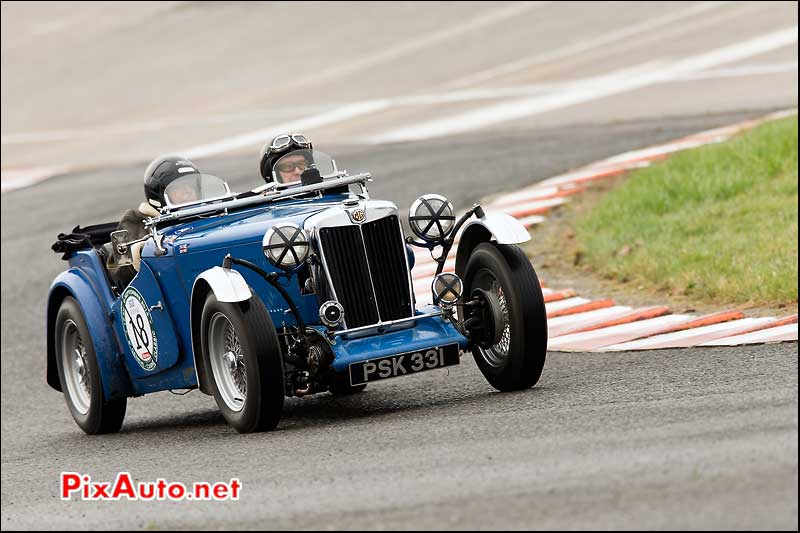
(121, 287, 159, 371)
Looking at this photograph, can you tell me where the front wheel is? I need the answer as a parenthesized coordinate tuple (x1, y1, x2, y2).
(54, 296, 127, 434)
(462, 243, 548, 391)
(201, 293, 285, 433)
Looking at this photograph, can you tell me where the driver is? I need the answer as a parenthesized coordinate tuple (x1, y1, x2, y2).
(258, 133, 313, 186)
(274, 152, 309, 183)
(108, 155, 203, 288)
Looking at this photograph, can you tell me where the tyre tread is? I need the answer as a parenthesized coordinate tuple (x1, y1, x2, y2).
(464, 243, 547, 391)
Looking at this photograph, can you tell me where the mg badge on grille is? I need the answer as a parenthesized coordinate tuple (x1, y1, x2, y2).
(351, 209, 366, 223)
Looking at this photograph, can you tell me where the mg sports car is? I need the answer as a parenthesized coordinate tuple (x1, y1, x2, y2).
(48, 149, 548, 433)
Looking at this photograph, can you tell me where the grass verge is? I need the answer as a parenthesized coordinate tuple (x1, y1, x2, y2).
(573, 116, 798, 308)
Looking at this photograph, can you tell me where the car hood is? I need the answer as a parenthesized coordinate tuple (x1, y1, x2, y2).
(163, 198, 344, 253)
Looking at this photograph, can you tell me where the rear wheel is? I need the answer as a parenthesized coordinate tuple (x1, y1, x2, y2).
(463, 243, 547, 391)
(201, 293, 284, 433)
(55, 297, 126, 434)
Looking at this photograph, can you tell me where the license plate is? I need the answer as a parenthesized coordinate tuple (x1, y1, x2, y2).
(349, 344, 460, 386)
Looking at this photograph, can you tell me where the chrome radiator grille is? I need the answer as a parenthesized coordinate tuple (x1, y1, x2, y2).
(317, 215, 413, 328)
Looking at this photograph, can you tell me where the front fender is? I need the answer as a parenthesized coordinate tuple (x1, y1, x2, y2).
(46, 270, 132, 400)
(189, 266, 252, 395)
(455, 211, 531, 276)
(194, 266, 252, 303)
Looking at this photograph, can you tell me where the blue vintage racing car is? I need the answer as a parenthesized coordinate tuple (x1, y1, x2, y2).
(47, 149, 548, 433)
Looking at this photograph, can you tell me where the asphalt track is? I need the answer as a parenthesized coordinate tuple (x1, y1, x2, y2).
(2, 1, 798, 529)
(1, 113, 797, 530)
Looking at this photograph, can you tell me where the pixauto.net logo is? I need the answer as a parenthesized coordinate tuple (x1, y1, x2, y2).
(60, 472, 241, 501)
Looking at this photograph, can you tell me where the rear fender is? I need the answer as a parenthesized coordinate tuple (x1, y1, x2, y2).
(46, 269, 132, 400)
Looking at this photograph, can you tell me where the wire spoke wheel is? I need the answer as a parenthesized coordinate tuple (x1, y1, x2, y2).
(61, 319, 92, 415)
(55, 296, 126, 434)
(201, 293, 285, 433)
(463, 243, 548, 391)
(472, 269, 512, 368)
(209, 313, 247, 412)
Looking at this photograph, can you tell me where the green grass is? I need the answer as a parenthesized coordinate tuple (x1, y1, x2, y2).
(575, 116, 798, 307)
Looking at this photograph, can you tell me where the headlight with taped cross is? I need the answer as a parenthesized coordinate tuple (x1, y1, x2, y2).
(262, 223, 310, 270)
(432, 272, 463, 305)
(408, 194, 456, 243)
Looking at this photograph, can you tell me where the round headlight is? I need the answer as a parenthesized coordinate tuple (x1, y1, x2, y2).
(432, 272, 463, 305)
(263, 223, 310, 270)
(409, 194, 455, 243)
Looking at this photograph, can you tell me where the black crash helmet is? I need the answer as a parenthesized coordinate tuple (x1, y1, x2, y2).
(143, 155, 200, 208)
(259, 133, 312, 184)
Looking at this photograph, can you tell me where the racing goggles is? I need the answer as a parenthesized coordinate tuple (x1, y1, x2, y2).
(275, 160, 308, 173)
(265, 134, 310, 157)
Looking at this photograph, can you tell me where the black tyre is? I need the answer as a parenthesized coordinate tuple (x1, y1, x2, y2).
(54, 296, 127, 434)
(200, 293, 284, 433)
(462, 243, 547, 391)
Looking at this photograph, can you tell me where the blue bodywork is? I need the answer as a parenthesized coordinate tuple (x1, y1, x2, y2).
(317, 310, 465, 372)
(47, 190, 468, 400)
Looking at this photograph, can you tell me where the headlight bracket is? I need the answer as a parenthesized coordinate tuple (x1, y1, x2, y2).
(406, 203, 484, 277)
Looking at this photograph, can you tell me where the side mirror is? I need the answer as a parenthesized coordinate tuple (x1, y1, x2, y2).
(110, 230, 133, 266)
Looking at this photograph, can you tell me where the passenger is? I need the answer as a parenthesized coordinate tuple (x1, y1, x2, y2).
(108, 156, 203, 288)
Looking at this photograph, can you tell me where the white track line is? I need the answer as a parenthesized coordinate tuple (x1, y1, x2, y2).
(5, 59, 793, 149)
(1, 166, 70, 193)
(545, 297, 591, 314)
(677, 61, 797, 81)
(529, 108, 795, 193)
(368, 27, 798, 143)
(181, 101, 391, 159)
(290, 2, 549, 90)
(499, 197, 567, 217)
(1, 120, 171, 145)
(548, 306, 634, 338)
(601, 317, 775, 351)
(5, 63, 791, 148)
(176, 2, 546, 159)
(368, 61, 664, 144)
(517, 214, 547, 227)
(413, 277, 435, 292)
(534, 165, 633, 188)
(412, 259, 456, 279)
(762, 108, 799, 121)
(412, 251, 438, 265)
(439, 1, 731, 90)
(586, 138, 724, 169)
(699, 323, 798, 346)
(548, 314, 692, 351)
(487, 185, 562, 207)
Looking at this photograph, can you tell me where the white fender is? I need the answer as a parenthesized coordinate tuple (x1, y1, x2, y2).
(189, 266, 252, 395)
(459, 211, 530, 244)
(194, 266, 252, 303)
(454, 211, 532, 277)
